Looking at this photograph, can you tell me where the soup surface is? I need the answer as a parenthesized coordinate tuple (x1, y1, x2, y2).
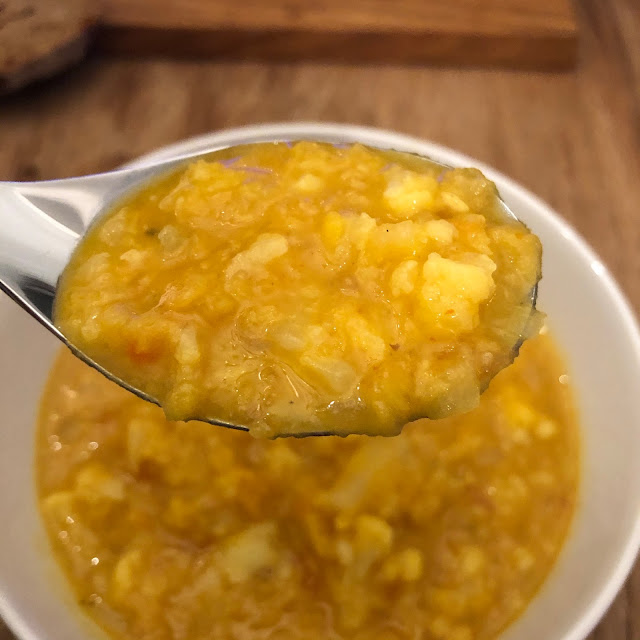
(54, 142, 542, 437)
(37, 331, 578, 640)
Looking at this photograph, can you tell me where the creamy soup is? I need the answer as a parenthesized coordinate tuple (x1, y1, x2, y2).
(37, 331, 578, 640)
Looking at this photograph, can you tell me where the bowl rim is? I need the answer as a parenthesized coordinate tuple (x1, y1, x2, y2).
(2, 121, 640, 640)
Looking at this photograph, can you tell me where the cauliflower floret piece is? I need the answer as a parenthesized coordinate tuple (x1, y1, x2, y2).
(299, 355, 358, 393)
(459, 252, 497, 274)
(75, 463, 126, 502)
(295, 173, 324, 192)
(344, 314, 386, 363)
(324, 213, 376, 265)
(119, 249, 148, 270)
(424, 219, 458, 244)
(273, 323, 307, 351)
(390, 260, 419, 296)
(159, 161, 246, 222)
(370, 220, 426, 260)
(225, 233, 289, 282)
(219, 522, 279, 584)
(440, 191, 470, 213)
(99, 210, 129, 246)
(175, 326, 200, 365)
(157, 225, 185, 252)
(384, 169, 438, 218)
(345, 213, 377, 250)
(185, 160, 245, 189)
(324, 437, 410, 511)
(158, 276, 208, 310)
(74, 252, 110, 282)
(321, 211, 346, 250)
(421, 253, 495, 333)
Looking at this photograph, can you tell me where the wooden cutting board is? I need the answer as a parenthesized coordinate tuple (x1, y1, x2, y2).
(98, 0, 579, 70)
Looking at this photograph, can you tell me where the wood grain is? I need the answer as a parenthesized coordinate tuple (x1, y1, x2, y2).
(97, 0, 578, 69)
(0, 0, 639, 637)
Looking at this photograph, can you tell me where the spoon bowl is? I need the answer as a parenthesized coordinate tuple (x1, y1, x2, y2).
(0, 139, 535, 435)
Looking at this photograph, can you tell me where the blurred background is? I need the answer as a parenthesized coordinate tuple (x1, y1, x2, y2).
(0, 1, 639, 638)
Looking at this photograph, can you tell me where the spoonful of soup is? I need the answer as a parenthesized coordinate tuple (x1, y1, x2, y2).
(0, 141, 541, 437)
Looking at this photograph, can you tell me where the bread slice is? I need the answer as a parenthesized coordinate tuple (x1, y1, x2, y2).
(0, 0, 100, 94)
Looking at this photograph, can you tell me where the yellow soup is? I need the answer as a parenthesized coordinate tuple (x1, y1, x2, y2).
(54, 142, 542, 437)
(37, 332, 578, 640)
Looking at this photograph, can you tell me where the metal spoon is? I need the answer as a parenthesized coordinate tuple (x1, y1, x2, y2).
(0, 140, 536, 435)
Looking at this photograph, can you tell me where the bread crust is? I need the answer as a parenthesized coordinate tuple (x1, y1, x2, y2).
(0, 0, 100, 93)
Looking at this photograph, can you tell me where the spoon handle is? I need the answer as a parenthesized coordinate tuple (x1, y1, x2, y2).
(0, 173, 123, 329)
(0, 183, 79, 287)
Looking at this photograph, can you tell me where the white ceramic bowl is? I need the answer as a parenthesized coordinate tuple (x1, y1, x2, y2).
(2, 123, 640, 640)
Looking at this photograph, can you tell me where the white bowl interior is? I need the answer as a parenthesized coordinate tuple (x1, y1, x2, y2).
(1, 123, 640, 640)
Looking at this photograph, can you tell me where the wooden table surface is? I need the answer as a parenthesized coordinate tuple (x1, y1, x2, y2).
(1, 0, 639, 638)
